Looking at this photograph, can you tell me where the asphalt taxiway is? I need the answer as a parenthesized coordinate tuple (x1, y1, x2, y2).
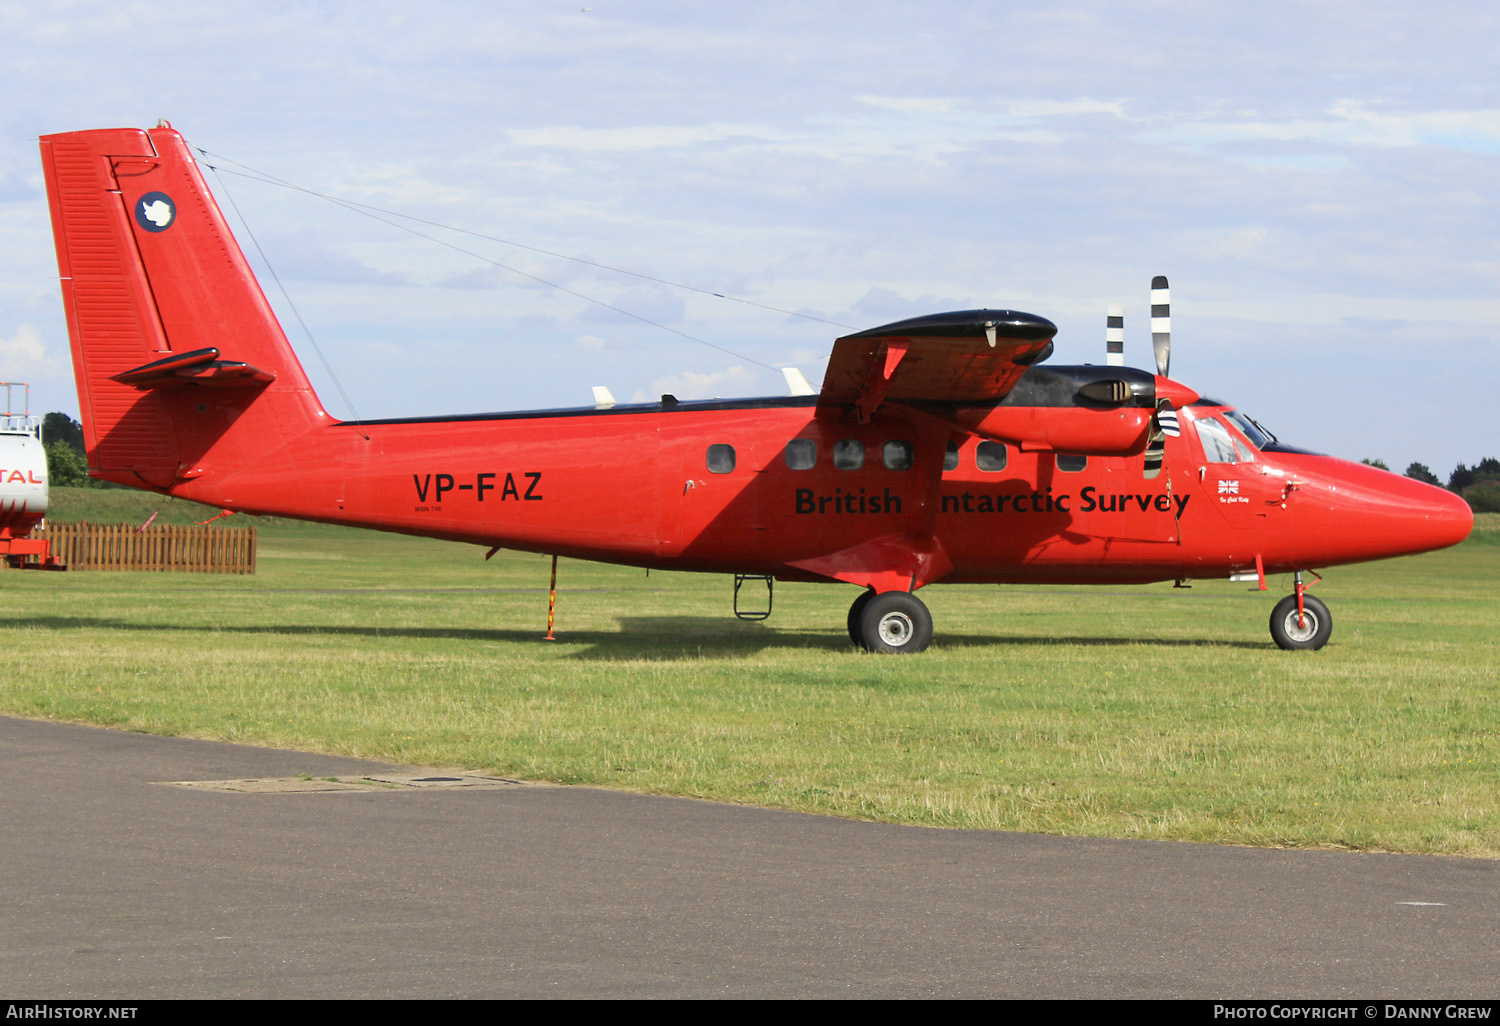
(2, 715, 1495, 998)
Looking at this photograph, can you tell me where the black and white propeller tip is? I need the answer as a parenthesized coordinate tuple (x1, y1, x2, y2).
(1150, 275, 1171, 378)
(1105, 305, 1124, 367)
(1101, 277, 1170, 377)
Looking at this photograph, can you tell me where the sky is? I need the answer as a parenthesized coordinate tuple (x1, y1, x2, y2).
(1, 1, 1496, 475)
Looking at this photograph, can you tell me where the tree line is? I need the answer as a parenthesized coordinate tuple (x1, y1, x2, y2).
(38, 411, 1500, 512)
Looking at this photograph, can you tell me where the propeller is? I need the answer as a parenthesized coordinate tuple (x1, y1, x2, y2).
(1101, 277, 1169, 376)
(1150, 275, 1171, 377)
(1105, 305, 1125, 367)
(1089, 275, 1176, 479)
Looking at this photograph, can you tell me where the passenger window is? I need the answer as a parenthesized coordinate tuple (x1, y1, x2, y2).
(833, 439, 864, 471)
(883, 440, 913, 471)
(1194, 417, 1239, 464)
(784, 439, 816, 470)
(944, 442, 960, 471)
(1057, 454, 1087, 472)
(976, 441, 1008, 472)
(706, 444, 736, 473)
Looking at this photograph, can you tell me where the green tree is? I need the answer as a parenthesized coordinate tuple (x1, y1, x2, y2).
(42, 412, 84, 455)
(1445, 457, 1500, 511)
(45, 440, 96, 488)
(1466, 484, 1500, 513)
(1405, 462, 1441, 485)
(1449, 463, 1474, 492)
(1361, 458, 1389, 470)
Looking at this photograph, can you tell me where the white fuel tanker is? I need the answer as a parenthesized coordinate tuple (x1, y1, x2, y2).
(0, 418, 48, 536)
(0, 382, 51, 567)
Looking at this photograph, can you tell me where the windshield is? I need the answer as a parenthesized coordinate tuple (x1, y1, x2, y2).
(1221, 408, 1277, 450)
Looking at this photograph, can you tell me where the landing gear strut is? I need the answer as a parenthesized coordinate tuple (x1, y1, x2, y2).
(1269, 570, 1331, 650)
(848, 589, 933, 654)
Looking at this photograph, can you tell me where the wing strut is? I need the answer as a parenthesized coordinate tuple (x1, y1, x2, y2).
(854, 341, 909, 423)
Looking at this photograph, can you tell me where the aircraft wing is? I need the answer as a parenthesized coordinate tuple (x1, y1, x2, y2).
(817, 310, 1056, 422)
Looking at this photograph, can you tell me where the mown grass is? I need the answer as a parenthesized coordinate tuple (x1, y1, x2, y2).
(3, 493, 1497, 855)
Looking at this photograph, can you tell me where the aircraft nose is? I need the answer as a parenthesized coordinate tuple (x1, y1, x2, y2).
(1415, 481, 1475, 550)
(1306, 463, 1475, 563)
(1376, 473, 1475, 555)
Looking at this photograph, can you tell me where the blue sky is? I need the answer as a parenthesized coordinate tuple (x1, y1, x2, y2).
(1, 1, 1496, 475)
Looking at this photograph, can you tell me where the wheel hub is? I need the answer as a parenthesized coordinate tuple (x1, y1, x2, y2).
(877, 611, 914, 646)
(1282, 610, 1319, 643)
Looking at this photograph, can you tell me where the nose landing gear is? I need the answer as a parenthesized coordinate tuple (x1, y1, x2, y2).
(848, 588, 933, 653)
(1270, 569, 1331, 650)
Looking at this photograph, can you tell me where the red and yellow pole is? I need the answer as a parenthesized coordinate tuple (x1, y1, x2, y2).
(544, 554, 558, 640)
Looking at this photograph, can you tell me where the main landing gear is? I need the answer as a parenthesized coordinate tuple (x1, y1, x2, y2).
(1269, 570, 1331, 651)
(847, 588, 934, 654)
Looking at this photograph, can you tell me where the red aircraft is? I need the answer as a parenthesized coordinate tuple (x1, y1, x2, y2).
(39, 124, 1473, 652)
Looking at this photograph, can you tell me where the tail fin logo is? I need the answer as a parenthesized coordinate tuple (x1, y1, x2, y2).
(135, 191, 176, 232)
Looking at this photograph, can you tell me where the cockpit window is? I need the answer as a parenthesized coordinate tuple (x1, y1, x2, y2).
(1193, 416, 1240, 464)
(1221, 408, 1276, 450)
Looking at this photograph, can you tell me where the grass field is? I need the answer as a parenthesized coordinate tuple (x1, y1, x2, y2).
(4, 490, 1498, 856)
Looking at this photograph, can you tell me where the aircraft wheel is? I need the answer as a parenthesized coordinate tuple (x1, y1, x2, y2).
(1269, 594, 1332, 651)
(846, 588, 876, 644)
(858, 591, 933, 654)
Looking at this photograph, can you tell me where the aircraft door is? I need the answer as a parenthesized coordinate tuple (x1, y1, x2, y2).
(1184, 411, 1281, 529)
(656, 427, 761, 560)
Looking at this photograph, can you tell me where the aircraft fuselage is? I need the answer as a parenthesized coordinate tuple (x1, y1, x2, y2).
(144, 388, 1472, 594)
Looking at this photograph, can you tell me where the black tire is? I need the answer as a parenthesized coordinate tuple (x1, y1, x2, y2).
(857, 591, 933, 654)
(846, 588, 876, 644)
(1269, 594, 1332, 651)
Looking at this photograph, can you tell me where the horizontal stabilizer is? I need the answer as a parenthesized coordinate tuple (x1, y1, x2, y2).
(112, 347, 276, 389)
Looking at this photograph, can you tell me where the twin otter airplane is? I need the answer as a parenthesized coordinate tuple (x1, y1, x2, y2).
(39, 124, 1473, 652)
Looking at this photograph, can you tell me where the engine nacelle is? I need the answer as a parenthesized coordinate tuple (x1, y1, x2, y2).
(927, 364, 1173, 456)
(952, 404, 1155, 456)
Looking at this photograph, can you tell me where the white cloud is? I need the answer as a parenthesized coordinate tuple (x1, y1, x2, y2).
(0, 324, 58, 375)
(991, 99, 1128, 120)
(1139, 101, 1500, 156)
(857, 95, 956, 114)
(1329, 101, 1500, 154)
(508, 123, 770, 153)
(255, 229, 409, 286)
(648, 366, 760, 401)
(579, 286, 686, 327)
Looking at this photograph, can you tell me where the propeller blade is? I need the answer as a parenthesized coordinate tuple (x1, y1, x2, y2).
(1143, 435, 1164, 479)
(1150, 275, 1171, 377)
(1142, 399, 1178, 480)
(1106, 304, 1124, 367)
(1156, 402, 1180, 438)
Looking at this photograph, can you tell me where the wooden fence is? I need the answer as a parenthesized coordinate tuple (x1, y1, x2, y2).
(15, 521, 257, 574)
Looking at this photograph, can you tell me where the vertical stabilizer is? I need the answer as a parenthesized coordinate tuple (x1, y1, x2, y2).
(39, 125, 329, 492)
